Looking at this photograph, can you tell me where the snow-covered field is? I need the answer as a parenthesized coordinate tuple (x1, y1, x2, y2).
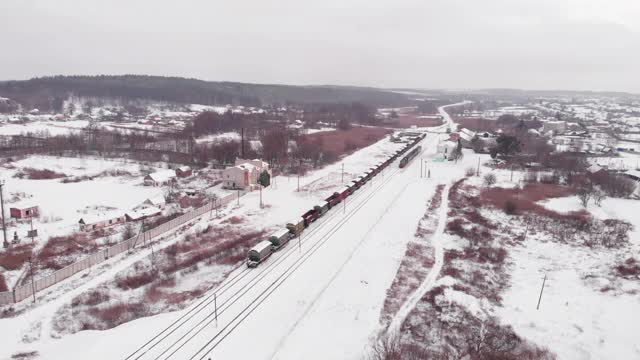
(499, 196, 640, 359)
(0, 120, 90, 136)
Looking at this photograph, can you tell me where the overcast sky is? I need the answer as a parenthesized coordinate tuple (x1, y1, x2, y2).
(2, 0, 640, 92)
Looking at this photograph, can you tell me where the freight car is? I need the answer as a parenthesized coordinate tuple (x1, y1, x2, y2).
(268, 228, 292, 251)
(247, 240, 274, 267)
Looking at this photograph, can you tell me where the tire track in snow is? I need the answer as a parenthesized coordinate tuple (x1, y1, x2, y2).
(387, 183, 450, 336)
(268, 179, 416, 360)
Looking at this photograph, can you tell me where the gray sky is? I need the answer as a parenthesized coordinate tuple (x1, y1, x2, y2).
(2, 0, 640, 92)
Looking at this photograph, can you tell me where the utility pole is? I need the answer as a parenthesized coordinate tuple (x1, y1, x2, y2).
(1, 180, 7, 248)
(259, 185, 263, 208)
(29, 217, 35, 243)
(476, 157, 480, 176)
(214, 293, 218, 326)
(297, 159, 302, 192)
(537, 273, 547, 310)
(341, 163, 344, 183)
(420, 157, 423, 178)
(237, 190, 240, 205)
(510, 165, 514, 182)
(29, 254, 36, 303)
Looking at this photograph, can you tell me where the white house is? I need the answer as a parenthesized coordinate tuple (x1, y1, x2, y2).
(222, 159, 271, 190)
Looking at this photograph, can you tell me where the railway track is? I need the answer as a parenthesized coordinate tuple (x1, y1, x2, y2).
(126, 140, 425, 360)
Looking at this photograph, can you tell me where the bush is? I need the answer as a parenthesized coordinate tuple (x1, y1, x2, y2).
(37, 234, 97, 271)
(0, 243, 34, 271)
(88, 302, 149, 330)
(615, 258, 640, 277)
(483, 173, 497, 187)
(504, 200, 517, 215)
(0, 273, 8, 292)
(115, 270, 158, 290)
(14, 167, 67, 180)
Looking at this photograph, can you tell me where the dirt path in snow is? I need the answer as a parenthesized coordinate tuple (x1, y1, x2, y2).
(387, 183, 450, 336)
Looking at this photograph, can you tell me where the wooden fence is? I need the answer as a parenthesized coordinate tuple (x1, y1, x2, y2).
(0, 191, 242, 306)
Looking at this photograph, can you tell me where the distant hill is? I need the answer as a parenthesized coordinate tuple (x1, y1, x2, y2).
(0, 75, 410, 112)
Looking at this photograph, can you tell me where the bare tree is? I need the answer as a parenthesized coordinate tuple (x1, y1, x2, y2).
(593, 187, 606, 206)
(577, 180, 594, 208)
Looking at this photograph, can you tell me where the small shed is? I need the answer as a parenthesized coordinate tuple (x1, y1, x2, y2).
(176, 166, 193, 178)
(138, 195, 166, 210)
(10, 202, 39, 219)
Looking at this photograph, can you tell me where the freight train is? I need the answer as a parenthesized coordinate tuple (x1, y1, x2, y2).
(246, 133, 426, 267)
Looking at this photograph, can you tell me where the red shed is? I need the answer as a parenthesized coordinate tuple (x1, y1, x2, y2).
(10, 202, 39, 219)
(175, 166, 192, 178)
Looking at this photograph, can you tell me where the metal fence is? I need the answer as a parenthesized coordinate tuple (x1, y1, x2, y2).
(0, 191, 242, 306)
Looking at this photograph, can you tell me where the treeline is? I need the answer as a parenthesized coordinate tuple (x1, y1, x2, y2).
(0, 75, 409, 112)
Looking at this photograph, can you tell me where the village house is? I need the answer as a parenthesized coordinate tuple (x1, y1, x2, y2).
(222, 159, 271, 190)
(175, 166, 192, 178)
(9, 202, 39, 219)
(78, 211, 126, 232)
(143, 169, 176, 186)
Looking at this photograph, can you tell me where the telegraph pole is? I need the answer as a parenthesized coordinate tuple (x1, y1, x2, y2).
(1, 180, 7, 248)
(259, 185, 263, 208)
(476, 157, 480, 176)
(536, 273, 547, 310)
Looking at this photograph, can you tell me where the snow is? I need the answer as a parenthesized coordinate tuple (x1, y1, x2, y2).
(194, 131, 241, 144)
(4, 101, 636, 359)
